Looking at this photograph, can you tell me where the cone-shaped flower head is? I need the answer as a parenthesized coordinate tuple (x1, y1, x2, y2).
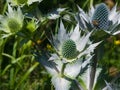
(0, 4, 24, 38)
(49, 21, 100, 62)
(61, 39, 77, 59)
(92, 3, 109, 30)
(76, 3, 120, 35)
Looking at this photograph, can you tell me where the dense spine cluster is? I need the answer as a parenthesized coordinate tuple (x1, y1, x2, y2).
(61, 39, 77, 60)
(92, 3, 109, 30)
(8, 18, 21, 33)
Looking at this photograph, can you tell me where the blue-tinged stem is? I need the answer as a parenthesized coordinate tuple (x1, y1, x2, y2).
(61, 63, 67, 77)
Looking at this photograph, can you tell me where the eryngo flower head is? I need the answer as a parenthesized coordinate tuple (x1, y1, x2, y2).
(76, 3, 120, 35)
(92, 3, 109, 30)
(0, 4, 24, 38)
(49, 21, 100, 62)
(39, 21, 100, 90)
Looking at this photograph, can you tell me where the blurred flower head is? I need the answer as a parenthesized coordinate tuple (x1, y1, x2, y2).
(92, 3, 109, 30)
(26, 18, 39, 32)
(47, 8, 66, 20)
(49, 21, 100, 62)
(76, 3, 120, 35)
(7, 0, 42, 6)
(0, 4, 24, 38)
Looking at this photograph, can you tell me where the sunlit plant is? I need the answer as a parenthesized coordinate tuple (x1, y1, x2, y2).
(0, 1, 120, 90)
(0, 4, 24, 38)
(75, 2, 120, 90)
(77, 3, 120, 35)
(38, 21, 100, 90)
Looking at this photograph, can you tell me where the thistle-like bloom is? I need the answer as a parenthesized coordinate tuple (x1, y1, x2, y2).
(0, 4, 24, 38)
(49, 21, 100, 62)
(77, 3, 120, 35)
(38, 21, 100, 90)
(7, 0, 42, 6)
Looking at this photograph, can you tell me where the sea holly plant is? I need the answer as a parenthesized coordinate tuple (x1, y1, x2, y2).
(48, 22, 101, 62)
(0, 4, 24, 38)
(38, 21, 101, 90)
(0, 1, 119, 90)
(75, 2, 120, 90)
(76, 3, 120, 36)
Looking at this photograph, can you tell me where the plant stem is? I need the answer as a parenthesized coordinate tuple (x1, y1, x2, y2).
(0, 38, 7, 76)
(90, 0, 93, 8)
(2, 2, 7, 14)
(61, 63, 67, 77)
(10, 67, 14, 90)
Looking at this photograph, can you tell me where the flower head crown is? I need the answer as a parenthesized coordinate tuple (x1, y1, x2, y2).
(0, 4, 24, 38)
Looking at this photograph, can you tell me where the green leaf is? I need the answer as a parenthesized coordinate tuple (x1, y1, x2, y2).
(15, 62, 39, 89)
(91, 30, 110, 41)
(9, 68, 15, 89)
(2, 53, 15, 61)
(78, 77, 87, 90)
(2, 64, 12, 75)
